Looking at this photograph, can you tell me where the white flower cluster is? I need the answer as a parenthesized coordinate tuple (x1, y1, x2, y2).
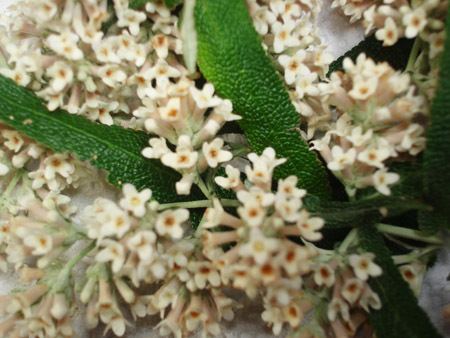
(0, 0, 186, 126)
(200, 148, 382, 335)
(248, 0, 334, 138)
(311, 54, 426, 196)
(0, 147, 384, 338)
(141, 81, 240, 195)
(0, 126, 99, 219)
(79, 182, 239, 337)
(333, 0, 446, 58)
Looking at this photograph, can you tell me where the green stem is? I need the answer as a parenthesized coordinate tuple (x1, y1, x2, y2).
(3, 171, 22, 197)
(51, 241, 95, 293)
(392, 246, 439, 265)
(196, 176, 212, 199)
(338, 228, 358, 254)
(376, 223, 443, 245)
(158, 198, 240, 210)
(406, 37, 422, 73)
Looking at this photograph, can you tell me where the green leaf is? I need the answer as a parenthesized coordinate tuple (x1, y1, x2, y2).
(0, 75, 182, 203)
(421, 5, 450, 231)
(358, 225, 442, 338)
(195, 0, 331, 199)
(129, 0, 150, 9)
(164, 0, 183, 8)
(306, 195, 427, 229)
(328, 35, 413, 75)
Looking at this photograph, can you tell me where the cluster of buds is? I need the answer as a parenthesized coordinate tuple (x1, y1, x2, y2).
(311, 54, 426, 196)
(0, 0, 185, 126)
(78, 182, 238, 337)
(0, 126, 97, 218)
(248, 0, 335, 138)
(0, 284, 74, 338)
(199, 148, 383, 336)
(332, 0, 447, 63)
(0, 147, 384, 338)
(141, 81, 240, 195)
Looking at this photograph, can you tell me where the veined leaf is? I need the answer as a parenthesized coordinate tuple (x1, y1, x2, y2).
(306, 194, 428, 229)
(195, 0, 331, 199)
(421, 6, 450, 231)
(328, 35, 413, 75)
(0, 75, 182, 203)
(358, 225, 442, 338)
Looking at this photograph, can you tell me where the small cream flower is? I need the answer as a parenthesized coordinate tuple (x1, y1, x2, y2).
(372, 169, 400, 195)
(127, 230, 156, 260)
(214, 165, 242, 190)
(240, 229, 279, 264)
(96, 240, 126, 273)
(272, 20, 299, 53)
(296, 210, 324, 241)
(161, 136, 198, 170)
(402, 7, 427, 39)
(46, 61, 74, 92)
(341, 278, 364, 304)
(119, 184, 152, 217)
(357, 147, 390, 168)
(117, 9, 147, 36)
(98, 65, 127, 88)
(46, 31, 83, 61)
(142, 137, 171, 159)
(155, 209, 188, 239)
(202, 138, 233, 168)
(349, 77, 378, 100)
(278, 50, 306, 85)
(349, 253, 382, 281)
(276, 176, 306, 200)
(43, 154, 75, 180)
(313, 264, 335, 287)
(238, 202, 266, 227)
(190, 83, 222, 109)
(24, 234, 53, 255)
(101, 209, 131, 239)
(327, 146, 356, 171)
(375, 17, 399, 46)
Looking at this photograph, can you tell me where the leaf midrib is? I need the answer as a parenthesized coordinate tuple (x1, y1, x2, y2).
(0, 84, 157, 172)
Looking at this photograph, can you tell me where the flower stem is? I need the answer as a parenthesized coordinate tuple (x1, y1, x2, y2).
(196, 175, 212, 199)
(392, 246, 440, 265)
(158, 199, 240, 211)
(51, 241, 96, 293)
(338, 228, 358, 254)
(376, 223, 443, 245)
(406, 37, 422, 73)
(3, 171, 22, 197)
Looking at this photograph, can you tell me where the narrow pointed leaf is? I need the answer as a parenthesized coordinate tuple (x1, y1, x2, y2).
(195, 0, 331, 199)
(0, 75, 182, 203)
(421, 6, 450, 231)
(358, 225, 442, 338)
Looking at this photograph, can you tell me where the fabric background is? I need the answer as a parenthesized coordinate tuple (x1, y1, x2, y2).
(0, 0, 448, 337)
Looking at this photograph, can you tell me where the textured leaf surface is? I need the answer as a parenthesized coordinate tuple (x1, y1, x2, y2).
(328, 35, 413, 75)
(421, 6, 450, 231)
(358, 225, 442, 338)
(195, 0, 330, 199)
(0, 75, 182, 203)
(306, 195, 426, 229)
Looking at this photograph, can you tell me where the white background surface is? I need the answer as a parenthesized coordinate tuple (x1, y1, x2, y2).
(0, 0, 448, 337)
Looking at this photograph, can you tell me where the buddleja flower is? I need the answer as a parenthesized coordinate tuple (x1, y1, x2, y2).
(311, 54, 425, 196)
(333, 0, 447, 70)
(141, 81, 240, 195)
(202, 148, 383, 335)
